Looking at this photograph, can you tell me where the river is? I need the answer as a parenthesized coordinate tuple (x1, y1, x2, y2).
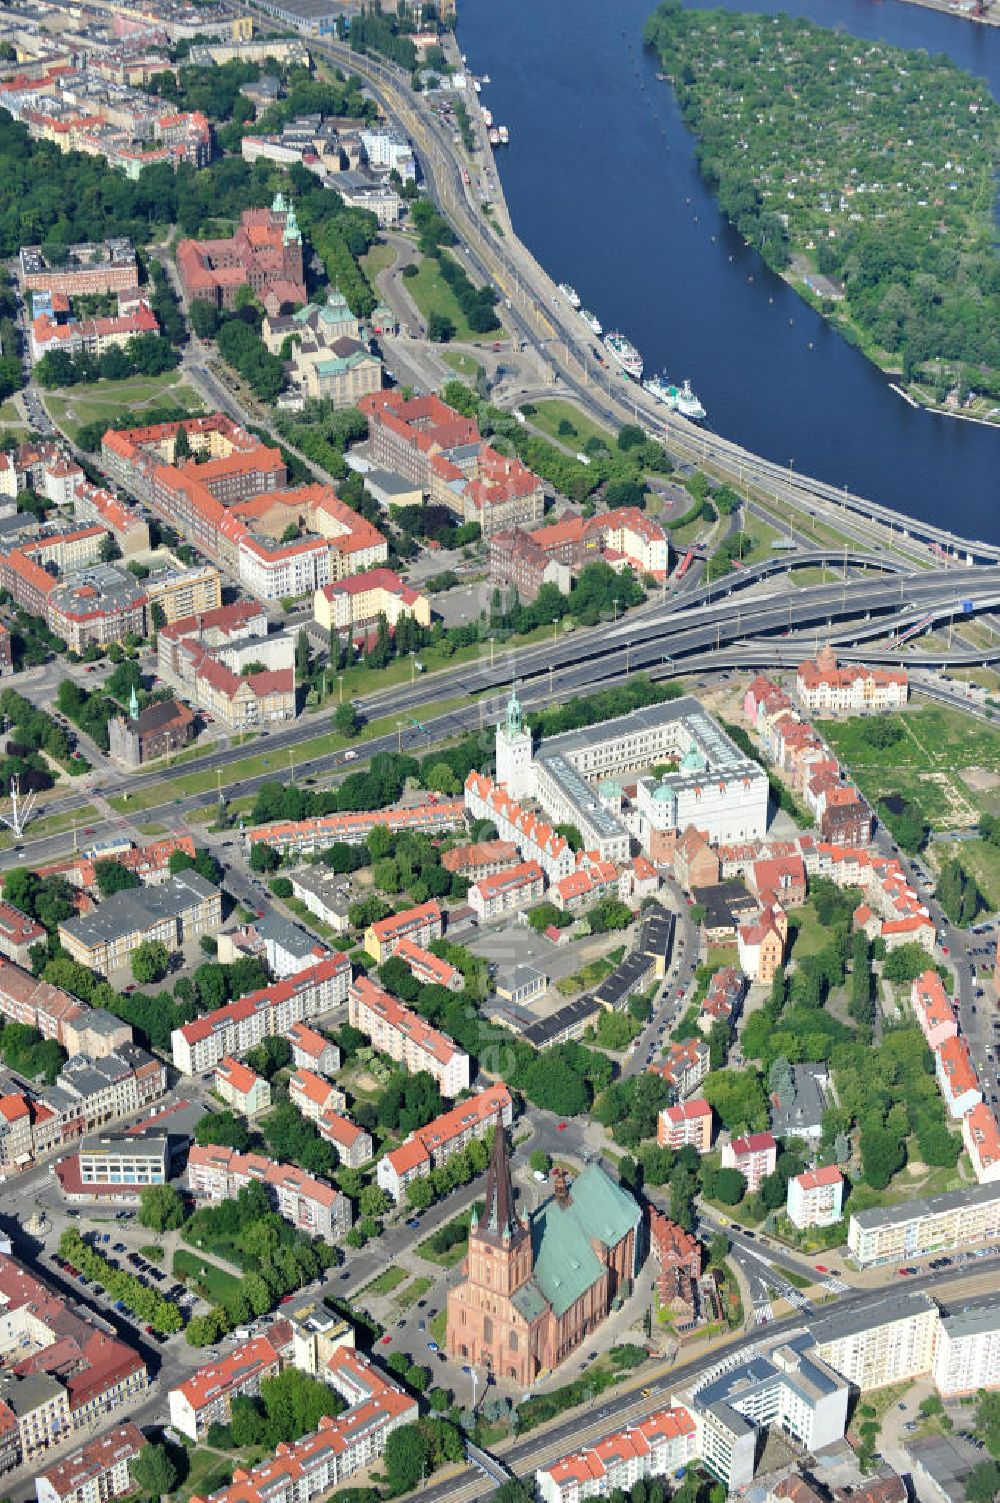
(456, 0, 1000, 541)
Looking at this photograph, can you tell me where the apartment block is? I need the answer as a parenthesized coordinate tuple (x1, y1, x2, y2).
(0, 901, 46, 967)
(468, 859, 545, 920)
(363, 900, 442, 963)
(287, 869, 352, 934)
(171, 955, 351, 1075)
(143, 563, 223, 623)
(808, 1292, 938, 1391)
(247, 799, 466, 856)
(187, 1145, 351, 1242)
(848, 1182, 1000, 1266)
(317, 1112, 373, 1169)
(348, 977, 469, 1097)
(392, 937, 463, 992)
(38, 1046, 166, 1151)
(168, 1334, 283, 1441)
(721, 1132, 777, 1192)
(932, 1292, 1000, 1398)
(58, 870, 221, 976)
(935, 1033, 982, 1119)
(962, 1102, 1000, 1184)
(314, 568, 430, 639)
(911, 970, 958, 1051)
(19, 240, 139, 299)
(536, 1408, 696, 1503)
(35, 1422, 144, 1503)
(441, 840, 519, 882)
(657, 1098, 713, 1154)
(786, 1166, 844, 1229)
(795, 649, 908, 714)
(215, 1057, 272, 1117)
(189, 1348, 416, 1503)
(289, 1069, 347, 1124)
(377, 1082, 513, 1203)
(649, 1037, 710, 1099)
(287, 1022, 341, 1078)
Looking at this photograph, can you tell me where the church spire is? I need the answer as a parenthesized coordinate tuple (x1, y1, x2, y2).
(480, 1114, 522, 1244)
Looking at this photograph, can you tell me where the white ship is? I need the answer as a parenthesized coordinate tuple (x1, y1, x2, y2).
(604, 330, 643, 381)
(580, 308, 602, 336)
(558, 282, 581, 308)
(642, 372, 707, 421)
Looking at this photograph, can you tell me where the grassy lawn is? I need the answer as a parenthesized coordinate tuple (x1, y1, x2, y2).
(405, 256, 481, 343)
(394, 1274, 433, 1311)
(45, 373, 204, 440)
(819, 700, 1000, 830)
(555, 955, 615, 998)
(109, 693, 470, 812)
(173, 1248, 243, 1304)
(360, 1266, 409, 1297)
(669, 517, 712, 549)
(441, 350, 485, 381)
(0, 399, 26, 428)
(360, 241, 397, 279)
(417, 1209, 474, 1267)
(429, 1308, 447, 1344)
(789, 565, 838, 588)
(788, 899, 836, 961)
(705, 943, 739, 970)
(178, 1449, 235, 1503)
(526, 398, 613, 450)
(138, 823, 169, 836)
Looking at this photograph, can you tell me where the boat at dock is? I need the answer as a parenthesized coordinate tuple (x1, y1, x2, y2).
(488, 127, 500, 146)
(558, 282, 581, 308)
(482, 107, 493, 128)
(642, 371, 706, 421)
(604, 330, 643, 380)
(580, 308, 602, 336)
(497, 125, 509, 144)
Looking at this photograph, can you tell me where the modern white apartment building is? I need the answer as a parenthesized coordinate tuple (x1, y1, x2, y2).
(848, 1182, 1000, 1267)
(348, 977, 470, 1097)
(807, 1292, 938, 1391)
(171, 955, 350, 1075)
(931, 1292, 1000, 1397)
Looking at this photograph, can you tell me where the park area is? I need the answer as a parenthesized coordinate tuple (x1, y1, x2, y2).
(818, 700, 1000, 836)
(44, 371, 204, 442)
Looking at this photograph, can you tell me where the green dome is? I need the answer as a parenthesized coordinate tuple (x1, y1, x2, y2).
(652, 783, 676, 803)
(680, 745, 706, 774)
(598, 778, 621, 797)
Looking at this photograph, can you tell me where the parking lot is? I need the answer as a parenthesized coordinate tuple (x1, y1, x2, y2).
(46, 1219, 199, 1345)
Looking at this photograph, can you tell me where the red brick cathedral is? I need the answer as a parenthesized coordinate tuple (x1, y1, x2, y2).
(446, 1122, 643, 1386)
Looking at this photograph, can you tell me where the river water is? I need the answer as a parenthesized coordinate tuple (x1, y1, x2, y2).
(456, 0, 1000, 540)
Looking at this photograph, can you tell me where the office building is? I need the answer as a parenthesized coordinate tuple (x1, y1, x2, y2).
(77, 1135, 167, 1190)
(58, 870, 221, 976)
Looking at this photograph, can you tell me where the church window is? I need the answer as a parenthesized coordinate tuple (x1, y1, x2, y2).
(483, 1317, 493, 1343)
(508, 1330, 518, 1352)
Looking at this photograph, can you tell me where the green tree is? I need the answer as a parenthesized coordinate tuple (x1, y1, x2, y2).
(965, 1462, 1000, 1503)
(131, 939, 170, 985)
(529, 1150, 551, 1175)
(334, 701, 361, 738)
(94, 859, 141, 898)
(383, 1424, 430, 1494)
(138, 1184, 186, 1232)
(130, 1445, 178, 1500)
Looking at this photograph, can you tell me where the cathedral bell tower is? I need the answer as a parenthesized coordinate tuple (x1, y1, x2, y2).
(466, 1117, 532, 1297)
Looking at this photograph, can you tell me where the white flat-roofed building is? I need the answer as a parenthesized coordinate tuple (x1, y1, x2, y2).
(287, 867, 352, 933)
(848, 1181, 1000, 1267)
(77, 1134, 167, 1188)
(932, 1292, 1000, 1397)
(807, 1291, 938, 1391)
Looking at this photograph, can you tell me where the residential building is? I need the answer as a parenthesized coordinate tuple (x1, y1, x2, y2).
(177, 196, 306, 312)
(526, 506, 671, 580)
(287, 1022, 341, 1077)
(376, 1083, 512, 1203)
(188, 1349, 417, 1503)
(45, 566, 148, 655)
(77, 1135, 168, 1189)
(253, 912, 329, 979)
(314, 569, 430, 640)
(535, 1408, 697, 1503)
(168, 1334, 284, 1441)
(962, 1102, 1000, 1185)
(848, 1182, 1000, 1266)
(19, 240, 139, 299)
(248, 800, 466, 855)
(931, 1292, 1000, 1398)
(363, 900, 442, 962)
(464, 771, 575, 882)
(552, 857, 622, 914)
(0, 902, 46, 967)
(786, 1166, 844, 1229)
(750, 854, 807, 908)
(808, 1291, 938, 1390)
(657, 1098, 713, 1154)
(38, 1047, 166, 1151)
(29, 301, 159, 365)
(697, 967, 747, 1037)
(287, 868, 352, 933)
(108, 697, 196, 769)
(911, 970, 958, 1051)
(157, 606, 296, 732)
(468, 859, 545, 920)
(0, 1252, 147, 1460)
(488, 528, 572, 605)
(446, 1126, 642, 1385)
(317, 1112, 372, 1169)
(649, 1038, 710, 1099)
(143, 563, 223, 623)
(215, 1057, 271, 1117)
(289, 1069, 346, 1124)
(392, 937, 463, 991)
(170, 955, 350, 1075)
(737, 903, 788, 984)
(795, 648, 908, 714)
(187, 1145, 351, 1242)
(348, 977, 469, 1097)
(35, 1423, 144, 1503)
(441, 840, 519, 882)
(935, 1033, 982, 1119)
(721, 1132, 777, 1192)
(0, 962, 86, 1044)
(73, 483, 149, 559)
(57, 870, 222, 976)
(676, 1332, 850, 1491)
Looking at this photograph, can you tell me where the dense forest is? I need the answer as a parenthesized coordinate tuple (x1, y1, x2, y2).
(644, 4, 1000, 394)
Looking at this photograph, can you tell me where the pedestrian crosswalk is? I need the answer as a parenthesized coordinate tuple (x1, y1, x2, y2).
(822, 1277, 849, 1293)
(754, 1301, 773, 1325)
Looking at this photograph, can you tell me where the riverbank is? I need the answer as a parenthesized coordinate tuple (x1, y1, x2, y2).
(893, 0, 1000, 27)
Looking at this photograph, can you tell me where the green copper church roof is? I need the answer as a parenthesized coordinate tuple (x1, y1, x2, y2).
(512, 1279, 548, 1324)
(530, 1163, 640, 1319)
